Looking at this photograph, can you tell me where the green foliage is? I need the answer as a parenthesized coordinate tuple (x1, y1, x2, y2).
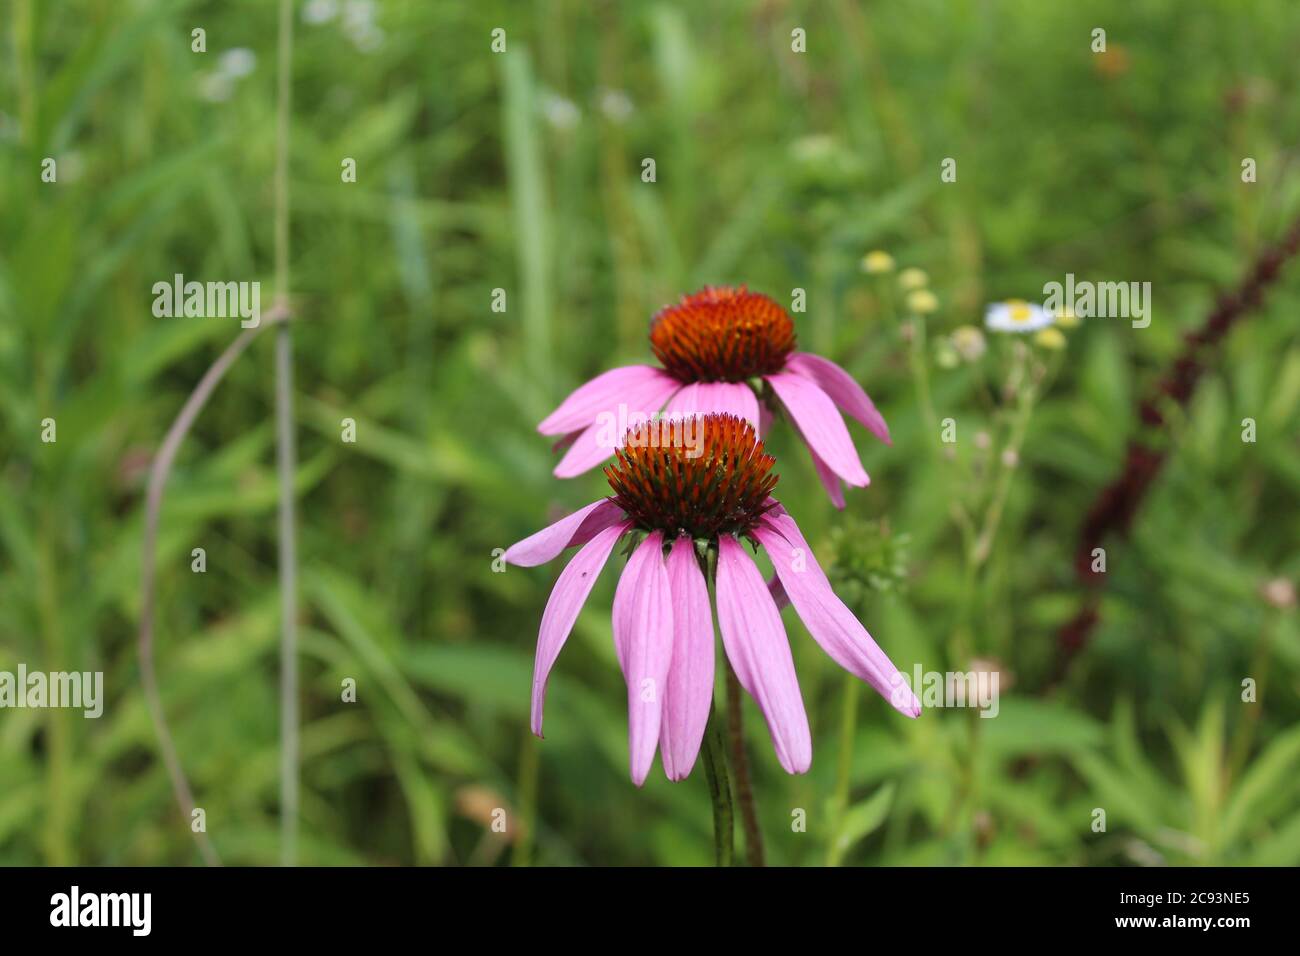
(827, 519, 910, 607)
(0, 0, 1297, 866)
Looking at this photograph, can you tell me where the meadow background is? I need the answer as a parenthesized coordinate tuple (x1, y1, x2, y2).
(1, 0, 1299, 866)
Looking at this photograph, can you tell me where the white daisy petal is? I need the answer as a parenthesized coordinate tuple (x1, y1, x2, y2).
(984, 299, 1055, 333)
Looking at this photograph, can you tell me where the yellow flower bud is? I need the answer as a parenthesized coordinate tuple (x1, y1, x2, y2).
(906, 289, 939, 314)
(861, 250, 895, 274)
(1034, 327, 1066, 350)
(898, 267, 929, 291)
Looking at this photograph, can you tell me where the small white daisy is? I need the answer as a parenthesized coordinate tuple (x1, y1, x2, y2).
(597, 88, 634, 123)
(218, 48, 256, 79)
(540, 92, 581, 131)
(985, 299, 1055, 333)
(951, 325, 987, 361)
(303, 0, 340, 24)
(342, 0, 384, 52)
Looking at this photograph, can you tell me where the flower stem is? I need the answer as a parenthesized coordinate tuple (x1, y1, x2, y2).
(826, 670, 861, 866)
(511, 730, 540, 867)
(971, 347, 1037, 568)
(274, 0, 299, 868)
(139, 308, 290, 868)
(700, 703, 734, 867)
(725, 664, 765, 866)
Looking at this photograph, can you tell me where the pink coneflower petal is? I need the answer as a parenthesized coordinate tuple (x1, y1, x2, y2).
(504, 498, 625, 567)
(715, 535, 812, 774)
(660, 536, 715, 781)
(554, 420, 617, 478)
(699, 382, 760, 429)
(788, 418, 852, 507)
(550, 430, 582, 455)
(611, 527, 662, 673)
(663, 382, 703, 418)
(785, 352, 891, 445)
(664, 381, 759, 430)
(764, 371, 870, 488)
(768, 573, 789, 610)
(530, 521, 631, 736)
(550, 375, 684, 477)
(614, 532, 674, 786)
(538, 365, 680, 436)
(808, 445, 847, 509)
(553, 392, 679, 477)
(755, 515, 921, 719)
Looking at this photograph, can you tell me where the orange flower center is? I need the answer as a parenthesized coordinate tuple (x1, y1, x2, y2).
(649, 286, 796, 383)
(604, 413, 779, 539)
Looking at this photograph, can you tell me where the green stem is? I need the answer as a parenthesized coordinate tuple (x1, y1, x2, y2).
(826, 671, 861, 866)
(39, 530, 71, 865)
(502, 47, 552, 396)
(971, 352, 1037, 568)
(1227, 613, 1279, 784)
(511, 730, 540, 867)
(907, 314, 940, 446)
(950, 548, 978, 664)
(700, 704, 734, 867)
(13, 0, 35, 146)
(725, 664, 765, 866)
(274, 0, 299, 868)
(967, 706, 985, 863)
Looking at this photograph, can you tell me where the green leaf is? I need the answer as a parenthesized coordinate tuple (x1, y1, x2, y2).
(833, 782, 896, 856)
(1221, 724, 1300, 844)
(982, 698, 1104, 759)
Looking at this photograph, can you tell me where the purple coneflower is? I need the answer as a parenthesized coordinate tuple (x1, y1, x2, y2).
(505, 413, 920, 786)
(537, 286, 891, 507)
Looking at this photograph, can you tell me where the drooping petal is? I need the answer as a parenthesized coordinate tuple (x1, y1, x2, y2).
(785, 418, 847, 508)
(614, 532, 674, 786)
(762, 496, 797, 528)
(785, 352, 891, 444)
(504, 499, 624, 567)
(715, 535, 812, 774)
(552, 381, 677, 477)
(550, 430, 581, 455)
(538, 365, 681, 436)
(551, 376, 683, 477)
(611, 530, 657, 673)
(765, 371, 869, 487)
(808, 444, 846, 509)
(660, 536, 715, 781)
(754, 516, 921, 719)
(767, 573, 789, 610)
(530, 521, 631, 736)
(762, 501, 843, 597)
(553, 420, 617, 478)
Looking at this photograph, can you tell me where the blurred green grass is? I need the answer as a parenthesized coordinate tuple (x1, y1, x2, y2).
(0, 0, 1298, 865)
